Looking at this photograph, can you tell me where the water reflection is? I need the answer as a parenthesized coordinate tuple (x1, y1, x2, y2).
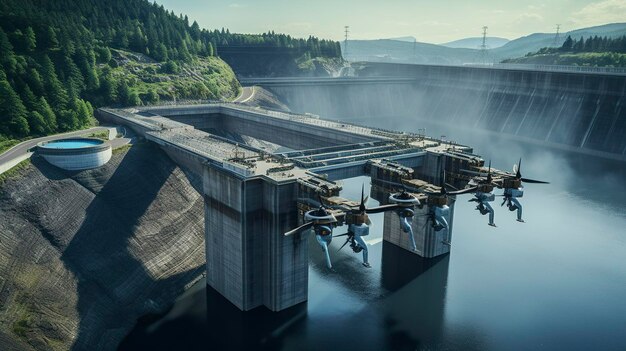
(120, 118, 626, 351)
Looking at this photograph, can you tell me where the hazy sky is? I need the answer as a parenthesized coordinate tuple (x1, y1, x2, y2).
(156, 0, 626, 43)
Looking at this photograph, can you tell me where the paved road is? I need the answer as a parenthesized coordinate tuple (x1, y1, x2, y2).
(0, 127, 112, 168)
(233, 86, 255, 103)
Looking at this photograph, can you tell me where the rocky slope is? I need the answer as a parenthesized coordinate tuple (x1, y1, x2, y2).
(0, 143, 205, 350)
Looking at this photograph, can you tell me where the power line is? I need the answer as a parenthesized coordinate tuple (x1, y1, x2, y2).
(480, 26, 489, 64)
(344, 26, 350, 57)
(552, 24, 561, 47)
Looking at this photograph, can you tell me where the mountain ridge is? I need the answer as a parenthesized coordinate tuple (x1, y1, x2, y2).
(345, 22, 626, 64)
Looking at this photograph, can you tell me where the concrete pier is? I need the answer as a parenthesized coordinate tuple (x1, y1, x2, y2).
(204, 165, 307, 311)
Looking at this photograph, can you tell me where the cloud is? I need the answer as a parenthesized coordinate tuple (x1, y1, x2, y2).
(528, 4, 546, 11)
(514, 12, 544, 25)
(569, 0, 626, 25)
(229, 3, 246, 8)
(420, 20, 452, 27)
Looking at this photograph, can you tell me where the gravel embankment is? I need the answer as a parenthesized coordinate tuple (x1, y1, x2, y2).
(0, 143, 205, 350)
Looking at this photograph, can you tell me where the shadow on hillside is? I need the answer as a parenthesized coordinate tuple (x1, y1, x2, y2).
(32, 144, 204, 349)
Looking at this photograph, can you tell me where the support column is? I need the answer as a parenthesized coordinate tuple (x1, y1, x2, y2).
(204, 163, 308, 311)
(381, 202, 453, 258)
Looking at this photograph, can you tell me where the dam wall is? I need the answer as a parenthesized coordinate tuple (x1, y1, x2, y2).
(265, 63, 626, 160)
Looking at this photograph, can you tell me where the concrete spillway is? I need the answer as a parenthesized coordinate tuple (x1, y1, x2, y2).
(260, 63, 626, 161)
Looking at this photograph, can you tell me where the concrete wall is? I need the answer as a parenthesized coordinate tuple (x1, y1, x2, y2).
(156, 107, 381, 151)
(265, 64, 626, 160)
(39, 147, 112, 171)
(382, 202, 453, 258)
(203, 163, 308, 311)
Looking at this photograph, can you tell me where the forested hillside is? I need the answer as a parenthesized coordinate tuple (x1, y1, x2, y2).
(0, 0, 341, 145)
(502, 35, 626, 67)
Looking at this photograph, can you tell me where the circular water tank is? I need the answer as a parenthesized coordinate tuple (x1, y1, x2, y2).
(37, 138, 112, 170)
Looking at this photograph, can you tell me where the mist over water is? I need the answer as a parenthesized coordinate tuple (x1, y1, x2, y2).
(121, 101, 626, 350)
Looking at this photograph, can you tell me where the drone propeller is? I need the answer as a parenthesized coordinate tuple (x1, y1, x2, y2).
(338, 237, 352, 252)
(359, 184, 368, 213)
(514, 158, 550, 184)
(284, 221, 314, 236)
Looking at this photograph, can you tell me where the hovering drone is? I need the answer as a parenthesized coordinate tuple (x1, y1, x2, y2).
(284, 186, 400, 269)
(375, 178, 474, 248)
(465, 160, 498, 226)
(461, 158, 549, 224)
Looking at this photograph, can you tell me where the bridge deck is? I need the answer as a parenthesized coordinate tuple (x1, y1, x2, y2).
(99, 103, 470, 182)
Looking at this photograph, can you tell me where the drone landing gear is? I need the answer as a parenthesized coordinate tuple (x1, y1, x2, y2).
(362, 262, 371, 268)
(517, 218, 525, 223)
(488, 223, 497, 227)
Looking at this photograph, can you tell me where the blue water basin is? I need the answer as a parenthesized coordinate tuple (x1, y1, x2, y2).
(41, 139, 103, 149)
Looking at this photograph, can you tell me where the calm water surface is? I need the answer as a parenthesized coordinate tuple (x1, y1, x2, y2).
(120, 117, 626, 351)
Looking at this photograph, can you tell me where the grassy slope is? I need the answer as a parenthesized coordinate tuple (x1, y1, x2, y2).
(109, 49, 241, 103)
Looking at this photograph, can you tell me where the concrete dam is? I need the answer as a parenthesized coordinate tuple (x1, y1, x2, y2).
(248, 63, 626, 161)
(97, 104, 496, 313)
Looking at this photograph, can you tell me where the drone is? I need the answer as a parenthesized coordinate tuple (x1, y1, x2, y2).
(284, 180, 433, 269)
(375, 177, 474, 248)
(461, 158, 549, 224)
(465, 160, 498, 226)
(284, 186, 401, 269)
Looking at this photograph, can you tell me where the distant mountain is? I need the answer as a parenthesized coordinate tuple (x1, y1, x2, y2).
(345, 39, 479, 65)
(345, 23, 626, 64)
(387, 36, 417, 42)
(492, 23, 626, 60)
(441, 37, 510, 49)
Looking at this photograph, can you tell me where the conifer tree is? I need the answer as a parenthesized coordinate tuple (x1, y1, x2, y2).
(0, 79, 30, 136)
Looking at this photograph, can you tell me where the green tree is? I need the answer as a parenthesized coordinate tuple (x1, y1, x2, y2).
(161, 60, 179, 74)
(62, 55, 86, 95)
(0, 28, 17, 73)
(41, 55, 69, 113)
(37, 97, 57, 132)
(561, 35, 573, 51)
(0, 79, 30, 136)
(100, 74, 118, 104)
(117, 80, 131, 105)
(146, 89, 159, 104)
(96, 46, 112, 63)
(26, 68, 44, 95)
(24, 27, 36, 51)
(20, 85, 38, 111)
(127, 90, 141, 106)
(74, 98, 92, 127)
(57, 109, 79, 131)
(43, 27, 59, 49)
(27, 111, 48, 135)
(154, 43, 168, 61)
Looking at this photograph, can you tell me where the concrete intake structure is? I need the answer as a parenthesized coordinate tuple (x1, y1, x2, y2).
(98, 103, 485, 312)
(37, 138, 112, 171)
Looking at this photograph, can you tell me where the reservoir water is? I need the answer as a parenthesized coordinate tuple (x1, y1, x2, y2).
(120, 115, 626, 351)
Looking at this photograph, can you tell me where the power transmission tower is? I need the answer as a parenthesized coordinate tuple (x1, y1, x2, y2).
(552, 24, 561, 47)
(480, 26, 489, 64)
(344, 26, 350, 57)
